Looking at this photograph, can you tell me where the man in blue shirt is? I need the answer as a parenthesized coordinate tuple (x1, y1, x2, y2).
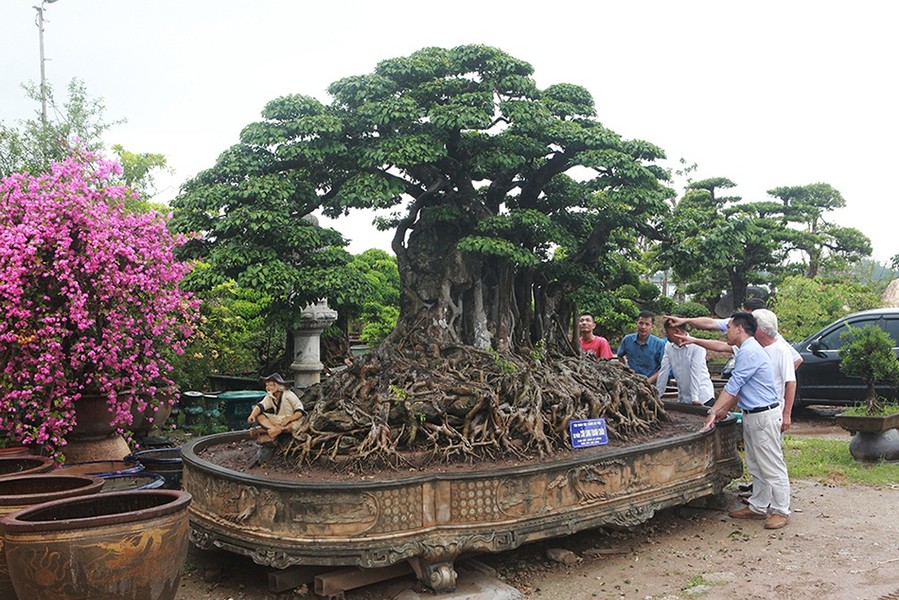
(616, 310, 666, 383)
(702, 312, 791, 530)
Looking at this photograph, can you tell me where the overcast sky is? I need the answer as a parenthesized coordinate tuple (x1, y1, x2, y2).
(3, 1, 897, 263)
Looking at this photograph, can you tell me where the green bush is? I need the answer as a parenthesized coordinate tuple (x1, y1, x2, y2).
(674, 301, 710, 318)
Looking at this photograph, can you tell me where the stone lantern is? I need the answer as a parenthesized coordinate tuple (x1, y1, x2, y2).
(289, 299, 337, 389)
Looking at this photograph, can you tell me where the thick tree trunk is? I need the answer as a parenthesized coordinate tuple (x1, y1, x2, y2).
(281, 209, 665, 469)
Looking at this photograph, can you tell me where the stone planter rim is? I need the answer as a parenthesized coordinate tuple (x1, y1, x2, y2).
(0, 489, 191, 534)
(835, 411, 899, 434)
(181, 406, 737, 491)
(0, 474, 104, 508)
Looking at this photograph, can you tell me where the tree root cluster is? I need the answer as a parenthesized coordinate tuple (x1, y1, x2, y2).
(278, 343, 666, 471)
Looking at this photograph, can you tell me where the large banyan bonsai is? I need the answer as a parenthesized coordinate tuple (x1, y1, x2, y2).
(172, 45, 674, 468)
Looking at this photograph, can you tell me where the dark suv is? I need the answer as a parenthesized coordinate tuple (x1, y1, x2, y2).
(793, 308, 899, 410)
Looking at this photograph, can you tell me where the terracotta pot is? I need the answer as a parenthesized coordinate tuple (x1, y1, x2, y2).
(0, 474, 105, 517)
(0, 446, 31, 458)
(0, 456, 53, 479)
(0, 474, 104, 600)
(0, 489, 191, 600)
(64, 394, 131, 462)
(99, 472, 166, 492)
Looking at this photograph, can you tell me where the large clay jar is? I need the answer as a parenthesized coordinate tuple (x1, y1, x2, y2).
(0, 489, 191, 600)
(64, 394, 132, 463)
(0, 456, 53, 479)
(0, 446, 31, 458)
(0, 474, 105, 600)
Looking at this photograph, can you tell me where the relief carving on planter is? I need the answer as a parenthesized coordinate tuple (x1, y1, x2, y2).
(450, 479, 501, 523)
(370, 486, 423, 533)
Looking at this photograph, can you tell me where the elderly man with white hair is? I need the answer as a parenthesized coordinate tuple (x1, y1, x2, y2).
(751, 309, 797, 432)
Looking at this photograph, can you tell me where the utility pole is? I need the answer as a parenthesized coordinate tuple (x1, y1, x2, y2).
(34, 0, 59, 131)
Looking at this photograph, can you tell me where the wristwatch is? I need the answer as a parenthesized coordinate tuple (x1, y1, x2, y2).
(706, 407, 716, 418)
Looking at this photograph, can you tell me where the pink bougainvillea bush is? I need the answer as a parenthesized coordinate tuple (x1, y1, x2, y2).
(0, 154, 198, 457)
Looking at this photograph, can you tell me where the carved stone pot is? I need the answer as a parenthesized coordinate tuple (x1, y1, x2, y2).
(0, 474, 105, 600)
(0, 489, 191, 600)
(835, 412, 899, 462)
(182, 404, 742, 592)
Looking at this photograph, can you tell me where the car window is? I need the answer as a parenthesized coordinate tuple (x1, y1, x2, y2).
(883, 318, 899, 348)
(817, 318, 879, 350)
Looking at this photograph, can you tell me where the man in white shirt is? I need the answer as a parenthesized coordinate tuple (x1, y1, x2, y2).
(751, 310, 797, 432)
(655, 319, 715, 405)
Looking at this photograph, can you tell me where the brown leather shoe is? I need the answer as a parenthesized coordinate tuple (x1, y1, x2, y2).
(728, 506, 766, 520)
(764, 514, 789, 529)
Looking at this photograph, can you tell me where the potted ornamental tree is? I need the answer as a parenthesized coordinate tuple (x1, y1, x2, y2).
(0, 153, 198, 461)
(834, 324, 899, 461)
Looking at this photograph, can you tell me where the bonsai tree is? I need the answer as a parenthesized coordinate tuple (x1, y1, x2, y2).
(0, 153, 198, 457)
(839, 325, 899, 414)
(173, 45, 672, 468)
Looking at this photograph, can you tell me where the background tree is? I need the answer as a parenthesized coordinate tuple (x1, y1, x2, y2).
(345, 249, 401, 346)
(175, 45, 673, 467)
(0, 79, 118, 176)
(168, 280, 283, 391)
(656, 178, 782, 310)
(770, 275, 880, 341)
(768, 183, 871, 277)
(0, 79, 169, 206)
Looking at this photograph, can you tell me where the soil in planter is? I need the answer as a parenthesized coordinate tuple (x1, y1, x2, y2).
(197, 410, 705, 484)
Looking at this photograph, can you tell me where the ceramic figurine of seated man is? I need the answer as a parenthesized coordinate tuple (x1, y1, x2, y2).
(247, 373, 305, 443)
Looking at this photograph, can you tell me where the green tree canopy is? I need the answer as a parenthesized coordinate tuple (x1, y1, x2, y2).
(172, 45, 672, 466)
(768, 183, 871, 277)
(656, 178, 782, 309)
(174, 45, 672, 354)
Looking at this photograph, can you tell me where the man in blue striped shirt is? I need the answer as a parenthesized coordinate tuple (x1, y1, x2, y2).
(702, 312, 791, 530)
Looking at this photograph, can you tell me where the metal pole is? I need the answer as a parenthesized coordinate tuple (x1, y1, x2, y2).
(35, 1, 60, 123)
(34, 4, 49, 129)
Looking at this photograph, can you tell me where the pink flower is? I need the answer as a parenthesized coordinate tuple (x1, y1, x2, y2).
(0, 152, 198, 458)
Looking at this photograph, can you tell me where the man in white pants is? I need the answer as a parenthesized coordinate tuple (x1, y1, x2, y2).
(701, 312, 791, 530)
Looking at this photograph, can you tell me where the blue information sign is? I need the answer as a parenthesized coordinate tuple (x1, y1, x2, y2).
(568, 418, 609, 449)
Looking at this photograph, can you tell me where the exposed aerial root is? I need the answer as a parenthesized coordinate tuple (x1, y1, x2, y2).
(277, 341, 666, 472)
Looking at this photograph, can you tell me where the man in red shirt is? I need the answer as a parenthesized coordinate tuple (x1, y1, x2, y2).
(578, 313, 613, 359)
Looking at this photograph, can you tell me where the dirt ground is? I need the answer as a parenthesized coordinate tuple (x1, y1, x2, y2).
(175, 411, 899, 600)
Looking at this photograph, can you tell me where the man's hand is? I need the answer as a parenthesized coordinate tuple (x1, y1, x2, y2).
(669, 330, 695, 347)
(781, 411, 792, 433)
(699, 407, 717, 432)
(665, 315, 689, 328)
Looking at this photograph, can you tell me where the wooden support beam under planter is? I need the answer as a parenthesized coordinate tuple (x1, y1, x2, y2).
(314, 563, 413, 596)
